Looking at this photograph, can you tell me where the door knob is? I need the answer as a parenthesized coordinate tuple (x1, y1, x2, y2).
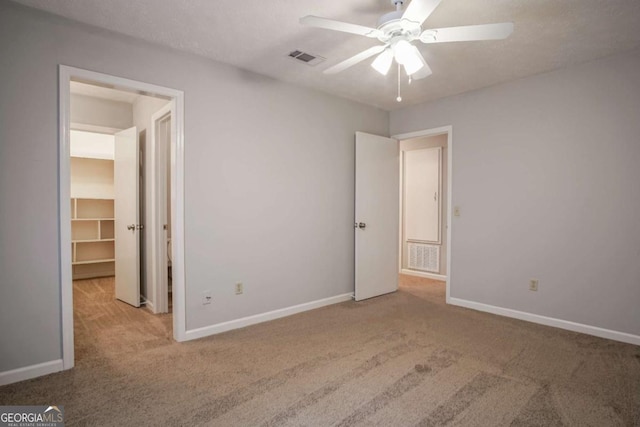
(358, 222, 366, 229)
(127, 224, 136, 231)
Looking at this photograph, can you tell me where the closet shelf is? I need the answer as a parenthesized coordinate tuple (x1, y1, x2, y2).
(71, 195, 116, 278)
(72, 258, 115, 266)
(73, 217, 115, 221)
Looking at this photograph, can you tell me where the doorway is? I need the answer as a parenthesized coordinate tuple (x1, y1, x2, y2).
(59, 66, 186, 370)
(393, 126, 453, 303)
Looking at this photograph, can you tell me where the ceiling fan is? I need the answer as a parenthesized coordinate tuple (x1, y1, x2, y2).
(300, 0, 514, 80)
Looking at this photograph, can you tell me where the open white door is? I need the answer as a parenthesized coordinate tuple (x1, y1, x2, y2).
(355, 132, 399, 301)
(114, 126, 140, 307)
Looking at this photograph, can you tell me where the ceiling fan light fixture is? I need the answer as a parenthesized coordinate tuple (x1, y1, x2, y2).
(393, 40, 413, 64)
(371, 48, 394, 75)
(392, 40, 424, 75)
(403, 60, 422, 76)
(403, 45, 424, 76)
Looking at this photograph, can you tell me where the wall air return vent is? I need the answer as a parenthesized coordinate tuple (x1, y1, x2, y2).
(408, 242, 440, 273)
(288, 50, 326, 66)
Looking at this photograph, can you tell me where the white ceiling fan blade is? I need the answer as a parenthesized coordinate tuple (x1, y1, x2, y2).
(300, 16, 383, 38)
(420, 23, 514, 43)
(409, 49, 432, 80)
(402, 0, 442, 26)
(324, 45, 386, 74)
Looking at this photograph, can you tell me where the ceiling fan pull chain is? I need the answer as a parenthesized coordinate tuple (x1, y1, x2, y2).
(396, 64, 402, 103)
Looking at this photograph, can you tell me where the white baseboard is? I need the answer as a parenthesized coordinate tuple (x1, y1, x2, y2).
(0, 359, 64, 386)
(401, 269, 446, 281)
(449, 297, 640, 346)
(141, 297, 155, 313)
(185, 293, 354, 341)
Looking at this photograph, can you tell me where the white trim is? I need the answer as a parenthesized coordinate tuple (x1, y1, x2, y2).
(449, 297, 640, 346)
(397, 150, 404, 276)
(70, 122, 123, 135)
(0, 360, 64, 386)
(446, 129, 452, 304)
(58, 65, 188, 374)
(437, 146, 443, 245)
(150, 104, 172, 314)
(141, 295, 155, 312)
(184, 293, 354, 341)
(59, 68, 74, 369)
(171, 92, 186, 342)
(401, 268, 446, 281)
(392, 126, 453, 304)
(392, 127, 450, 141)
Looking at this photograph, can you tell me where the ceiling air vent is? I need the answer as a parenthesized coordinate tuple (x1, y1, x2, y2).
(288, 50, 325, 66)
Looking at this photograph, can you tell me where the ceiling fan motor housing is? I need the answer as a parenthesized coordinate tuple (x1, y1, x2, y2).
(377, 16, 422, 44)
(378, 10, 404, 28)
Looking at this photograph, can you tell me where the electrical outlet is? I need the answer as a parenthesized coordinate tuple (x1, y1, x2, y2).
(202, 290, 212, 305)
(453, 206, 461, 217)
(529, 279, 539, 292)
(235, 282, 243, 295)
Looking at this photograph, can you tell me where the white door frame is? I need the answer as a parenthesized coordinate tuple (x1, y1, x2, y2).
(392, 126, 453, 303)
(59, 65, 187, 370)
(150, 104, 172, 314)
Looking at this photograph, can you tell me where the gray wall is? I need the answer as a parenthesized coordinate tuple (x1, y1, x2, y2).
(0, 2, 388, 372)
(391, 49, 640, 336)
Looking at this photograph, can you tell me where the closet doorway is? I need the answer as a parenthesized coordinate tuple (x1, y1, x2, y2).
(393, 126, 453, 301)
(59, 66, 186, 370)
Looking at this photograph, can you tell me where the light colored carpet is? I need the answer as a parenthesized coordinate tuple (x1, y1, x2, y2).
(1, 275, 639, 426)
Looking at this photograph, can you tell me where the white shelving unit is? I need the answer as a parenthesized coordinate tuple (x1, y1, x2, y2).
(70, 129, 117, 280)
(71, 198, 115, 279)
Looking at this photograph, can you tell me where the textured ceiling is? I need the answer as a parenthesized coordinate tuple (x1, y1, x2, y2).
(13, 0, 640, 110)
